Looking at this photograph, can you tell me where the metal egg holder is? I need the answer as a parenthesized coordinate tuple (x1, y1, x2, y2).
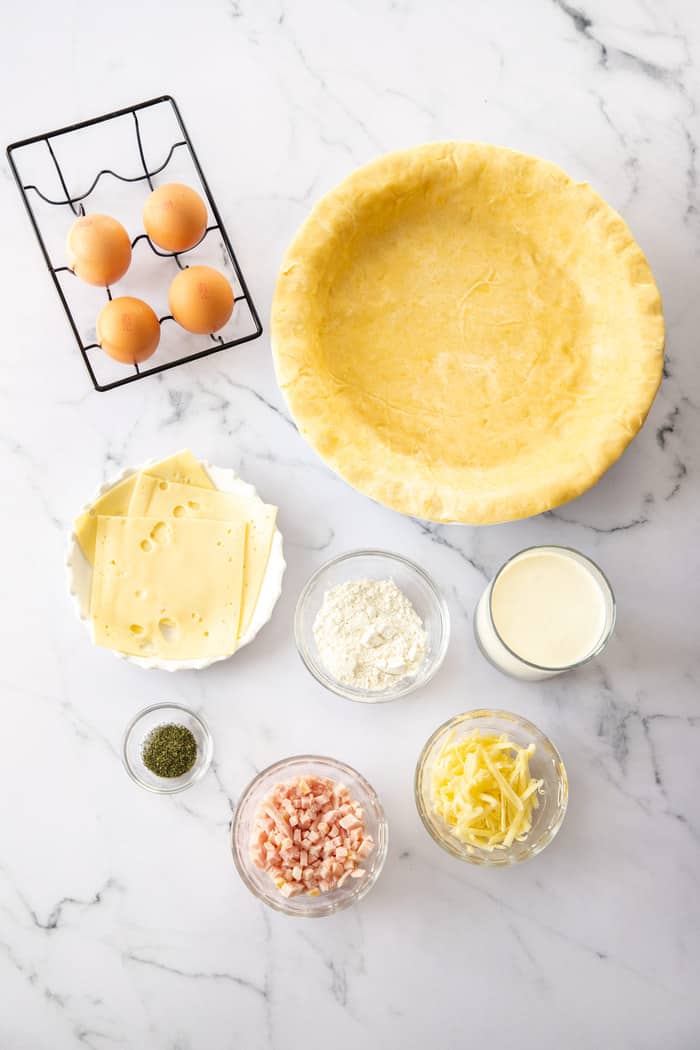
(6, 95, 263, 392)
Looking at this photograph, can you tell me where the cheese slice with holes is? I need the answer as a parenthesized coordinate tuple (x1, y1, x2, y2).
(91, 516, 246, 659)
(74, 450, 214, 565)
(128, 475, 277, 638)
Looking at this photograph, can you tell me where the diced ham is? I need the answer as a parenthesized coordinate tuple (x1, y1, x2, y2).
(249, 774, 375, 899)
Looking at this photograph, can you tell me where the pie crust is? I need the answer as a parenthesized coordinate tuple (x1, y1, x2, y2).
(271, 143, 664, 524)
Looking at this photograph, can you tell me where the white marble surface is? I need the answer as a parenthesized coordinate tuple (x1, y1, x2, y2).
(2, 2, 699, 1047)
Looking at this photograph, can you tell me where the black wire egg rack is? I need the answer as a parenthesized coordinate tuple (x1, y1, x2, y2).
(6, 95, 263, 392)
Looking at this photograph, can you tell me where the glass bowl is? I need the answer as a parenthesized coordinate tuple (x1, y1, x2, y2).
(294, 550, 450, 702)
(415, 710, 568, 866)
(231, 755, 389, 917)
(122, 702, 213, 794)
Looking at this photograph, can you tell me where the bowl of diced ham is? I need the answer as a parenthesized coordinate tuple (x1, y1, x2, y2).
(231, 755, 388, 916)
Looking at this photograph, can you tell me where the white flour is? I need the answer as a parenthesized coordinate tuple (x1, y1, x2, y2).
(312, 578, 428, 692)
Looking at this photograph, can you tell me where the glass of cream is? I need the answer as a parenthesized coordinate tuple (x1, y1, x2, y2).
(474, 546, 615, 680)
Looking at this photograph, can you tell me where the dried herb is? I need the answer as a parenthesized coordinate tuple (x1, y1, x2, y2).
(142, 723, 197, 778)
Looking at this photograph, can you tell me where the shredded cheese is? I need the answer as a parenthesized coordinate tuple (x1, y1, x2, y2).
(430, 729, 543, 850)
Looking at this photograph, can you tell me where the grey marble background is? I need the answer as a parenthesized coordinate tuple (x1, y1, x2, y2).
(1, 1, 698, 1048)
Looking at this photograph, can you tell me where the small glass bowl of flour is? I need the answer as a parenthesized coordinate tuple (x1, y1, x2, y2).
(295, 550, 450, 702)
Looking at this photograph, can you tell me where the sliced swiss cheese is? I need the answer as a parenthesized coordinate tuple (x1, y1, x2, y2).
(91, 516, 246, 660)
(128, 475, 277, 638)
(74, 450, 214, 565)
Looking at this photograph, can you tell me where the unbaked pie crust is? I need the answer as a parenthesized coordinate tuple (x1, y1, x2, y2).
(271, 143, 664, 524)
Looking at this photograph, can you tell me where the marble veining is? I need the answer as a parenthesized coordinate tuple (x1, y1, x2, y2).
(1, 1, 699, 1048)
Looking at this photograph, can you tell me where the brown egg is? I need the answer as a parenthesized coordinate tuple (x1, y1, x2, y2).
(66, 214, 132, 286)
(96, 297, 161, 364)
(143, 183, 208, 252)
(168, 266, 235, 334)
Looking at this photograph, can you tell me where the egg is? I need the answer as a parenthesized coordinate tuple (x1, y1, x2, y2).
(168, 266, 235, 334)
(143, 183, 208, 252)
(66, 214, 132, 287)
(96, 297, 161, 364)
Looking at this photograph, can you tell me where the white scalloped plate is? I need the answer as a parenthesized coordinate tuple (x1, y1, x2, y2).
(66, 459, 286, 671)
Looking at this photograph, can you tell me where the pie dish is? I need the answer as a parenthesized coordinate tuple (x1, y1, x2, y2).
(66, 460, 285, 671)
(271, 142, 664, 524)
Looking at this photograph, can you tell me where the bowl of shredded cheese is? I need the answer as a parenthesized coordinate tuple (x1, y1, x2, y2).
(415, 710, 568, 865)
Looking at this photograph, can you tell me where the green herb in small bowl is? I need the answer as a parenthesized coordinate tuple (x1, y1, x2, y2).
(123, 703, 213, 793)
(142, 723, 198, 778)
